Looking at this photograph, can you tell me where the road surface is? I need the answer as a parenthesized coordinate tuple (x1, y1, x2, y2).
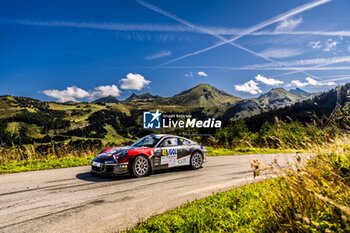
(0, 154, 300, 233)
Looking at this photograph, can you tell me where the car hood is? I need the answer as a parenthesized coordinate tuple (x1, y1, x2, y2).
(96, 146, 133, 160)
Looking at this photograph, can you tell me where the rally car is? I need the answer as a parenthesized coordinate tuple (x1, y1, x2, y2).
(91, 134, 207, 177)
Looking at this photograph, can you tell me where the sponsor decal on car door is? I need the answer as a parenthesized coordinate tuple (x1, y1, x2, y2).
(154, 137, 191, 168)
(159, 147, 177, 167)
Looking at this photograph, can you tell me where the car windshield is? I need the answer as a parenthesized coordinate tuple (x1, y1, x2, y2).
(131, 135, 161, 148)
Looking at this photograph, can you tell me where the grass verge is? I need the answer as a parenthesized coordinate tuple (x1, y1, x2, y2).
(127, 179, 279, 233)
(206, 146, 299, 156)
(0, 156, 93, 174)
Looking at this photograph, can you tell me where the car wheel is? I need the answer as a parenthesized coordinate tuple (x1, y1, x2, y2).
(190, 152, 203, 170)
(130, 156, 151, 177)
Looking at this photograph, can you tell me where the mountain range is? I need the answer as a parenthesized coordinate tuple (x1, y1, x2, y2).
(92, 84, 312, 118)
(0, 84, 344, 145)
(1, 84, 315, 122)
(221, 87, 314, 121)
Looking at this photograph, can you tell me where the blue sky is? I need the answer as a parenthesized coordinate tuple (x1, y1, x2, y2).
(1, 0, 350, 101)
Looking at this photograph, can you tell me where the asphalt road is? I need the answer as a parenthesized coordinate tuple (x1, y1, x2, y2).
(0, 154, 300, 233)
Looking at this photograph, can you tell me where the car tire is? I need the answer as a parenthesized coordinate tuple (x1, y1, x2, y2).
(190, 151, 203, 170)
(130, 156, 151, 178)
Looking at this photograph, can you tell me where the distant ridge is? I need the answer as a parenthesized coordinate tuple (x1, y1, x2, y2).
(125, 92, 161, 102)
(244, 83, 350, 131)
(93, 95, 119, 103)
(258, 88, 302, 108)
(222, 87, 314, 121)
(289, 87, 309, 95)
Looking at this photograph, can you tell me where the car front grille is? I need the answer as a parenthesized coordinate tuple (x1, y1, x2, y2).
(92, 165, 104, 171)
(105, 165, 114, 172)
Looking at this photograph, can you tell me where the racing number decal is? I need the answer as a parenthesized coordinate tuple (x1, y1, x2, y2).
(160, 148, 177, 167)
(161, 148, 177, 156)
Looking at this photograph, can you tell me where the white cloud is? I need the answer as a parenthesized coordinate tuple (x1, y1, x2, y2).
(185, 72, 193, 77)
(308, 41, 322, 49)
(120, 73, 151, 90)
(197, 71, 208, 77)
(42, 86, 90, 102)
(234, 80, 262, 95)
(93, 85, 121, 97)
(260, 47, 304, 58)
(275, 17, 303, 32)
(290, 77, 336, 87)
(290, 80, 308, 88)
(255, 74, 283, 86)
(308, 39, 338, 52)
(145, 50, 172, 60)
(43, 85, 121, 102)
(323, 39, 338, 52)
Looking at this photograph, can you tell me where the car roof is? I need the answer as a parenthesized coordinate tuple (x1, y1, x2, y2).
(150, 134, 191, 141)
(151, 134, 177, 138)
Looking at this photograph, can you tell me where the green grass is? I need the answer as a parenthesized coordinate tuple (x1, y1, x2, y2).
(103, 124, 127, 144)
(127, 180, 280, 233)
(206, 146, 298, 156)
(6, 122, 43, 138)
(0, 155, 93, 174)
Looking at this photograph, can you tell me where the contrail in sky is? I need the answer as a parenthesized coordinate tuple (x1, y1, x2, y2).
(136, 0, 330, 78)
(137, 0, 331, 68)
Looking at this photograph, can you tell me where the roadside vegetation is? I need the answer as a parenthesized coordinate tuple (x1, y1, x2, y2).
(211, 117, 339, 150)
(0, 155, 93, 174)
(206, 146, 296, 156)
(0, 145, 98, 174)
(127, 139, 350, 233)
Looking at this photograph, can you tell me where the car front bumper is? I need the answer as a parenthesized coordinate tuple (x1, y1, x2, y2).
(91, 162, 129, 176)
